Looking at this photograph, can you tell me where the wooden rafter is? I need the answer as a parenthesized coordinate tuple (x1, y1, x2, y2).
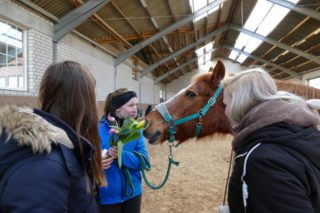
(67, 0, 132, 48)
(164, 0, 189, 75)
(214, 0, 237, 58)
(93, 26, 216, 44)
(138, 0, 178, 74)
(109, 0, 171, 68)
(272, 43, 320, 78)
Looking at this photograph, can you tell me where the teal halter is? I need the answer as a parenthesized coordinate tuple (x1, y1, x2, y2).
(155, 85, 223, 143)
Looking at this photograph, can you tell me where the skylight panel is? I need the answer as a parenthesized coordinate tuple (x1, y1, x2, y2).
(234, 33, 251, 50)
(205, 42, 213, 51)
(196, 42, 214, 65)
(256, 5, 289, 36)
(196, 47, 204, 55)
(228, 0, 300, 63)
(198, 57, 204, 65)
(237, 54, 247, 63)
(243, 0, 272, 31)
(192, 0, 207, 11)
(205, 52, 211, 62)
(243, 37, 263, 53)
(229, 50, 238, 60)
(190, 0, 221, 22)
(208, 0, 221, 14)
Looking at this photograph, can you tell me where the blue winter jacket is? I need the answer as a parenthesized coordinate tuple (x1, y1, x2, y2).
(99, 117, 148, 205)
(0, 106, 99, 213)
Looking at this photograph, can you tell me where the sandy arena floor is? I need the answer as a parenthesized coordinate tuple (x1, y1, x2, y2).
(141, 134, 233, 213)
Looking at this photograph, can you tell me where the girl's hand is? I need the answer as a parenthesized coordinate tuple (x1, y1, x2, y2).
(108, 146, 118, 159)
(102, 155, 113, 170)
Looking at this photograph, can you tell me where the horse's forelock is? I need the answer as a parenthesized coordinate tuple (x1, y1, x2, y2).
(191, 72, 211, 84)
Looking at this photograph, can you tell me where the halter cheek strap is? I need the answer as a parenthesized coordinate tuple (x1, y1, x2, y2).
(155, 85, 223, 143)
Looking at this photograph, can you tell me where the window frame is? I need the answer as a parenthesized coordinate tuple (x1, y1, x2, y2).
(308, 76, 320, 89)
(0, 19, 28, 91)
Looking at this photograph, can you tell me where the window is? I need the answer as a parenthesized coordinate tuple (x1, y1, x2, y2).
(160, 89, 165, 102)
(309, 77, 320, 89)
(0, 20, 26, 90)
(196, 42, 214, 66)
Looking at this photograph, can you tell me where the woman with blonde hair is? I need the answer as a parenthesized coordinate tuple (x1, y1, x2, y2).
(222, 68, 320, 212)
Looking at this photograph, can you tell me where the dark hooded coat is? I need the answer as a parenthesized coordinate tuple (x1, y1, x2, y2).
(228, 100, 320, 213)
(0, 106, 99, 213)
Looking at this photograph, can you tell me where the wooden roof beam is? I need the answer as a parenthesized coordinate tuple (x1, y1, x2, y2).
(68, 0, 132, 48)
(223, 45, 301, 79)
(94, 26, 215, 43)
(140, 25, 229, 78)
(154, 47, 218, 83)
(110, 0, 170, 69)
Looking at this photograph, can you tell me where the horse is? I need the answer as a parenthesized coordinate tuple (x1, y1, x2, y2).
(143, 60, 320, 144)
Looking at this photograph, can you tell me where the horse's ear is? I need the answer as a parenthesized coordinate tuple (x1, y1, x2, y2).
(209, 60, 225, 84)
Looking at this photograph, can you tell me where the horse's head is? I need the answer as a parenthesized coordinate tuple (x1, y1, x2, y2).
(144, 60, 233, 144)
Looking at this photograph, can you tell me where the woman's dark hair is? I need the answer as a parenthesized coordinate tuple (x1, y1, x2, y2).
(39, 61, 105, 187)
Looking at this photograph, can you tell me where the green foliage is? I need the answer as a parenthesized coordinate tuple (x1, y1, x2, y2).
(108, 115, 145, 168)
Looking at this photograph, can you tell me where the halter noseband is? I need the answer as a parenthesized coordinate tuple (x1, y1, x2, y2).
(155, 85, 223, 143)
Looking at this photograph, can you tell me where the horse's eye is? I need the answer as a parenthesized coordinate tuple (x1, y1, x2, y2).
(186, 91, 197, 98)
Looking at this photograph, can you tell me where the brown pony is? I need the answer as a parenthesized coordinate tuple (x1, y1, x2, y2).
(143, 60, 320, 144)
(144, 60, 232, 144)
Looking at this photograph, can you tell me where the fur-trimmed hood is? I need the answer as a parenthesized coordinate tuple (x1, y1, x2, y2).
(0, 105, 74, 153)
(0, 106, 100, 212)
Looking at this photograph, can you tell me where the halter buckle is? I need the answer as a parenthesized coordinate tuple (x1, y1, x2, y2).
(208, 97, 216, 106)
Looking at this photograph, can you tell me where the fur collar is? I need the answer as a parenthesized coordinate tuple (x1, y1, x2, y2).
(0, 105, 74, 153)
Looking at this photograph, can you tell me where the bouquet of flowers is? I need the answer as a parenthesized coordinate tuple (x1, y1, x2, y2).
(107, 114, 145, 168)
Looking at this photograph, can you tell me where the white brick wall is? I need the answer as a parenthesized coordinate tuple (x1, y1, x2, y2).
(140, 76, 155, 104)
(27, 30, 53, 95)
(57, 34, 115, 101)
(116, 63, 139, 93)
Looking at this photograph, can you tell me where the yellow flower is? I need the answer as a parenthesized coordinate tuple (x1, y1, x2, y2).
(136, 120, 145, 129)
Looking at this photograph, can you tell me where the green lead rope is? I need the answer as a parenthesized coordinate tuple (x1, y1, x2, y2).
(123, 151, 179, 197)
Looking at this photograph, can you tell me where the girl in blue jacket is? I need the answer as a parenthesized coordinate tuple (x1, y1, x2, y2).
(99, 88, 148, 213)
